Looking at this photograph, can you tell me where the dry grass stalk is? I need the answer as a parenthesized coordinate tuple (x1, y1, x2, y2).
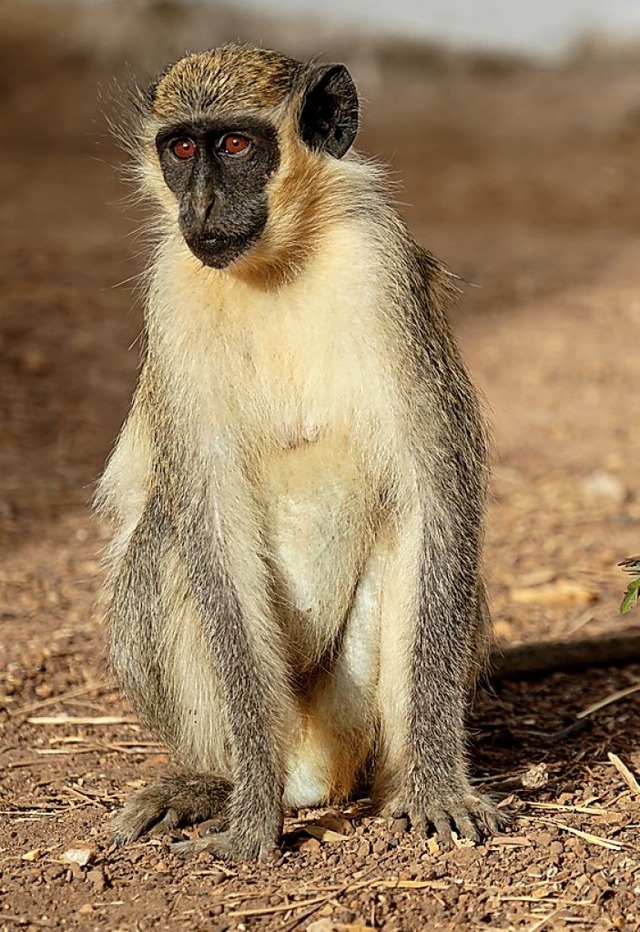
(1, 916, 52, 928)
(27, 716, 136, 725)
(9, 682, 115, 717)
(229, 895, 330, 918)
(526, 908, 563, 932)
(522, 815, 625, 849)
(528, 802, 610, 815)
(577, 682, 640, 720)
(607, 752, 640, 797)
(499, 896, 591, 906)
(554, 822, 623, 850)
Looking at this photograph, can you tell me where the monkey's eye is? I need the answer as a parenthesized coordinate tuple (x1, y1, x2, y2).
(171, 138, 197, 160)
(218, 134, 252, 158)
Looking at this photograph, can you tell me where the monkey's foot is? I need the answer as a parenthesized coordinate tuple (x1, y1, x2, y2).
(383, 786, 506, 847)
(112, 772, 232, 845)
(171, 829, 280, 862)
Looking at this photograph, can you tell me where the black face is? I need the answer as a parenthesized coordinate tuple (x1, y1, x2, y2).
(155, 116, 280, 268)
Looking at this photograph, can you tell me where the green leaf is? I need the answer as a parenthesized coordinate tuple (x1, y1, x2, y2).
(620, 576, 640, 614)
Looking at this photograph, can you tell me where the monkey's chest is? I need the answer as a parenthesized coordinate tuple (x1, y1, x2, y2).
(257, 431, 376, 668)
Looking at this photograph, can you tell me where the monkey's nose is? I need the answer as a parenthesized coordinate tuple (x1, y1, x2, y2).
(190, 193, 215, 232)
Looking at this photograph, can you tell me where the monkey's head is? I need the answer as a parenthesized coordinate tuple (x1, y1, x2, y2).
(138, 45, 360, 282)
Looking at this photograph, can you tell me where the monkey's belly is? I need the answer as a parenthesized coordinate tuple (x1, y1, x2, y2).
(279, 524, 387, 807)
(260, 440, 373, 669)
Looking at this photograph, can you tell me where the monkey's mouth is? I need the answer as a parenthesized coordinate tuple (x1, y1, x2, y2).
(184, 227, 264, 270)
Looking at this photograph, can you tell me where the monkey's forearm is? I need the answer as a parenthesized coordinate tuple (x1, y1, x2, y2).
(490, 629, 640, 679)
(174, 502, 293, 856)
(385, 515, 503, 841)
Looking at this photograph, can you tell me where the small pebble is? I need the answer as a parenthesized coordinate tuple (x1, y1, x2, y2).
(298, 837, 321, 854)
(87, 868, 106, 892)
(62, 846, 95, 867)
(391, 817, 409, 834)
(356, 840, 372, 858)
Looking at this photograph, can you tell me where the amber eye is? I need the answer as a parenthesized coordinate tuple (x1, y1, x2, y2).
(219, 134, 252, 157)
(171, 138, 197, 160)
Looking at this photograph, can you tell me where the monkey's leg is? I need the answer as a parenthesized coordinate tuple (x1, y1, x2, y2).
(112, 773, 231, 844)
(374, 509, 504, 845)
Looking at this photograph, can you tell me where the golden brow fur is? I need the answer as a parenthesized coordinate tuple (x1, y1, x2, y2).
(152, 46, 300, 118)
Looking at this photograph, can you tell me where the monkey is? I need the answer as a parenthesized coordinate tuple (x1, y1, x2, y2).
(97, 43, 506, 861)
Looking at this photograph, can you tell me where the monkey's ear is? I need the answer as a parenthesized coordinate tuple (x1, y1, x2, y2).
(299, 64, 359, 159)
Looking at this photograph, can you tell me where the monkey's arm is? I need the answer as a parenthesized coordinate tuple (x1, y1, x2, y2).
(490, 629, 640, 679)
(106, 386, 295, 858)
(111, 484, 291, 859)
(170, 489, 291, 860)
(378, 250, 502, 841)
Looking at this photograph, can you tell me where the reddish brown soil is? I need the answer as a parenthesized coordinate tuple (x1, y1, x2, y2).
(2, 6, 640, 930)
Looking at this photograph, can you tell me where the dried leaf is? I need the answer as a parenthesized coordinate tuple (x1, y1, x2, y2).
(21, 849, 42, 862)
(510, 580, 598, 606)
(521, 763, 549, 789)
(304, 824, 349, 843)
(426, 836, 440, 855)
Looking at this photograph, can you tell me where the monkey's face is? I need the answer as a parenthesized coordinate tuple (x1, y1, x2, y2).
(147, 47, 360, 273)
(155, 116, 280, 269)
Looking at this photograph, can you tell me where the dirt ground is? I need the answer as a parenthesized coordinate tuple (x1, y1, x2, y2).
(2, 3, 640, 930)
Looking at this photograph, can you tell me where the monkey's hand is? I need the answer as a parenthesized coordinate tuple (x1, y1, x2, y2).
(170, 796, 282, 861)
(383, 779, 505, 847)
(170, 826, 280, 862)
(169, 780, 283, 861)
(112, 773, 231, 845)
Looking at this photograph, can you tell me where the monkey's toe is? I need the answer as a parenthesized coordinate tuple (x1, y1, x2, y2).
(112, 772, 232, 844)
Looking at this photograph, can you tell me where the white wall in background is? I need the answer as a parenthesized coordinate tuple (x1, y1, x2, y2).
(220, 0, 640, 57)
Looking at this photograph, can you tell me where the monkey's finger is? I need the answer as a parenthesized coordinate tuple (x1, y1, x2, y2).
(466, 792, 506, 835)
(170, 836, 224, 858)
(152, 807, 181, 834)
(112, 802, 167, 845)
(450, 809, 482, 843)
(485, 813, 505, 834)
(426, 811, 454, 847)
(480, 805, 508, 835)
(112, 789, 186, 843)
